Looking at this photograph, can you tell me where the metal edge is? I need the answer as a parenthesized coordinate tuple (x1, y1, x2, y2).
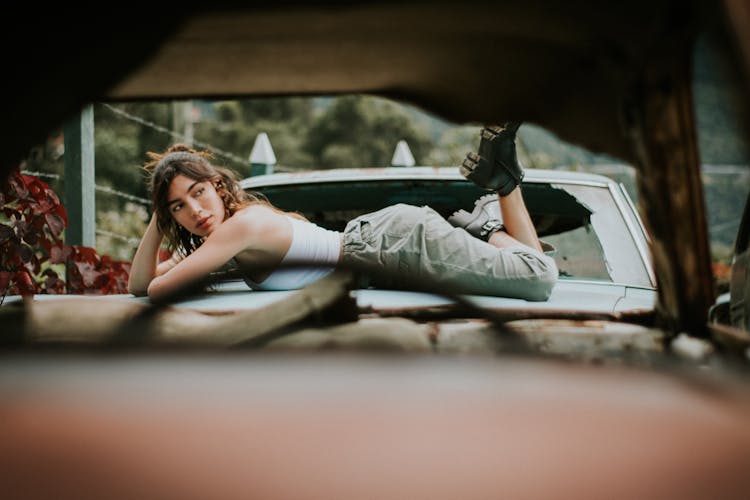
(608, 182, 656, 287)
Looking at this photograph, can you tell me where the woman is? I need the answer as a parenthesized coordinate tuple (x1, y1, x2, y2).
(128, 123, 558, 302)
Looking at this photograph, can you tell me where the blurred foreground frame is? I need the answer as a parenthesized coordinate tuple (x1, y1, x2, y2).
(5, 4, 750, 497)
(1, 0, 749, 338)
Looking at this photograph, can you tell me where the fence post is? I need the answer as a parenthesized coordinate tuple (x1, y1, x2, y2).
(63, 104, 96, 247)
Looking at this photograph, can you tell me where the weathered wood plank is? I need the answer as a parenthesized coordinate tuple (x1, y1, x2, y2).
(2, 270, 357, 348)
(625, 48, 715, 337)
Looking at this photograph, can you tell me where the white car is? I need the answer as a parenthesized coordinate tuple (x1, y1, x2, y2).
(149, 166, 655, 319)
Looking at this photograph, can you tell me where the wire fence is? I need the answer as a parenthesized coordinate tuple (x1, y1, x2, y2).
(20, 168, 149, 255)
(22, 103, 262, 251)
(95, 228, 142, 246)
(20, 170, 60, 180)
(21, 170, 150, 206)
(94, 184, 149, 206)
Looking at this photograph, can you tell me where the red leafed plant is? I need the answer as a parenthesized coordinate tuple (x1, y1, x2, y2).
(0, 166, 131, 298)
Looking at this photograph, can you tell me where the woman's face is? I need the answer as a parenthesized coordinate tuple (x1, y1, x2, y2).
(166, 174, 226, 237)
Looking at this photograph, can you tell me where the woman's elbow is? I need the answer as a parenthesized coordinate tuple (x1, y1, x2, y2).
(129, 287, 148, 297)
(145, 278, 165, 301)
(127, 279, 148, 296)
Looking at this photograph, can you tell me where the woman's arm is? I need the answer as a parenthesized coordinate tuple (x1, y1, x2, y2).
(127, 214, 166, 296)
(155, 252, 183, 277)
(146, 207, 288, 302)
(497, 187, 543, 252)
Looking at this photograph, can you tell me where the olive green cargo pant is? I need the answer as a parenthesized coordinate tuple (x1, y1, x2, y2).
(342, 204, 557, 301)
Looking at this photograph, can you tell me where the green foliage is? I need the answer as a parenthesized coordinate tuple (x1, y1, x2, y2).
(516, 125, 616, 169)
(95, 127, 149, 208)
(194, 99, 316, 174)
(96, 202, 149, 262)
(18, 82, 750, 278)
(425, 125, 478, 166)
(304, 95, 432, 168)
(22, 133, 65, 195)
(239, 97, 314, 123)
(693, 28, 750, 165)
(703, 171, 750, 251)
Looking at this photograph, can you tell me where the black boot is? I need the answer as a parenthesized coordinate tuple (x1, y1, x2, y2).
(460, 122, 525, 196)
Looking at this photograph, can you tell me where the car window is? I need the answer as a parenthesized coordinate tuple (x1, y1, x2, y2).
(553, 184, 652, 288)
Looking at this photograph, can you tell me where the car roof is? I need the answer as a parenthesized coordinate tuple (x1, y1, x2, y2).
(241, 166, 621, 189)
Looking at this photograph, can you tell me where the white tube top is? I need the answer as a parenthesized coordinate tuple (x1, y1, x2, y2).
(241, 216, 341, 291)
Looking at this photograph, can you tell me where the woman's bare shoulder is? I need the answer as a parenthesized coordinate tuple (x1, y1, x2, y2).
(220, 204, 293, 254)
(232, 203, 286, 221)
(224, 204, 288, 234)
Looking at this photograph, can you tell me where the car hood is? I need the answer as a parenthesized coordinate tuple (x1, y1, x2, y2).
(111, 279, 655, 318)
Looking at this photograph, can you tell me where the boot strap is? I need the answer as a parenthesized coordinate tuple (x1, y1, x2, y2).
(479, 219, 504, 240)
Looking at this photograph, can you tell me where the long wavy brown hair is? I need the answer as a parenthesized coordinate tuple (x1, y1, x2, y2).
(144, 143, 279, 257)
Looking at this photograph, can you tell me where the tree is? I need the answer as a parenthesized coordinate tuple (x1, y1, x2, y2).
(304, 95, 433, 168)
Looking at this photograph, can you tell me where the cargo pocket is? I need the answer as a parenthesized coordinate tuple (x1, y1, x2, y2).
(359, 219, 373, 244)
